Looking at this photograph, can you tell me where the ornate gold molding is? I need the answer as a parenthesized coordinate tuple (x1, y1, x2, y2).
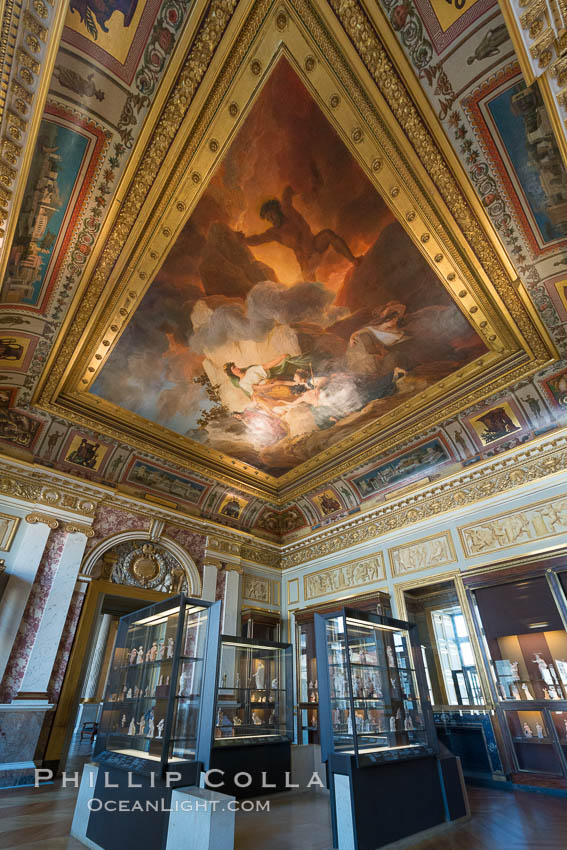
(281, 430, 567, 568)
(241, 542, 281, 569)
(0, 0, 69, 269)
(0, 467, 97, 516)
(221, 563, 243, 574)
(34, 0, 555, 504)
(25, 511, 59, 529)
(64, 521, 95, 538)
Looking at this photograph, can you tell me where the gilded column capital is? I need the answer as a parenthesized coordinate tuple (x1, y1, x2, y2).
(25, 512, 59, 529)
(64, 522, 95, 538)
(222, 563, 243, 575)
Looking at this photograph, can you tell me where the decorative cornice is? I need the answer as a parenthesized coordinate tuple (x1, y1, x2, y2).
(25, 512, 58, 529)
(221, 563, 243, 574)
(64, 522, 95, 538)
(240, 542, 281, 569)
(280, 430, 567, 568)
(0, 467, 98, 517)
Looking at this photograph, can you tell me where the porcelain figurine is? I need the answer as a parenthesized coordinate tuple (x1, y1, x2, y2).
(233, 716, 242, 726)
(308, 680, 314, 690)
(254, 662, 265, 690)
(252, 711, 262, 726)
(166, 637, 174, 658)
(145, 649, 150, 662)
(523, 722, 533, 737)
(136, 646, 144, 664)
(404, 715, 414, 731)
(129, 647, 138, 665)
(121, 714, 127, 728)
(521, 683, 534, 700)
(127, 688, 132, 699)
(157, 641, 165, 660)
(389, 716, 396, 731)
(157, 718, 165, 739)
(511, 683, 521, 700)
(149, 642, 158, 662)
(178, 669, 189, 697)
(387, 646, 395, 667)
(533, 653, 554, 686)
(128, 718, 136, 735)
(536, 722, 544, 739)
(272, 677, 278, 689)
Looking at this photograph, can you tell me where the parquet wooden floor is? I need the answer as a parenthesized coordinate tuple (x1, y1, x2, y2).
(0, 780, 566, 849)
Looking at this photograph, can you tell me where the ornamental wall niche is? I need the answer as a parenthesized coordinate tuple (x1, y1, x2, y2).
(37, 0, 555, 508)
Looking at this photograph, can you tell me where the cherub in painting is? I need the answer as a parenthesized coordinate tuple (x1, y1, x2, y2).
(242, 185, 361, 279)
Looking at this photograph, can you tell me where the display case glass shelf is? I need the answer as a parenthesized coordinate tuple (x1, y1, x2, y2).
(472, 577, 567, 702)
(94, 594, 221, 777)
(212, 636, 293, 747)
(315, 607, 437, 767)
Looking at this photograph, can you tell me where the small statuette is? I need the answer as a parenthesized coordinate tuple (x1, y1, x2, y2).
(387, 646, 395, 668)
(148, 712, 155, 738)
(149, 642, 158, 662)
(138, 717, 145, 736)
(136, 646, 144, 664)
(126, 688, 132, 699)
(178, 669, 189, 697)
(390, 716, 396, 732)
(252, 711, 262, 726)
(145, 649, 151, 662)
(254, 662, 265, 690)
(128, 718, 136, 735)
(166, 638, 174, 659)
(222, 673, 227, 688)
(404, 715, 414, 731)
(157, 641, 165, 660)
(536, 722, 544, 739)
(156, 718, 165, 739)
(121, 714, 126, 728)
(129, 647, 138, 666)
(523, 722, 533, 737)
(521, 683, 534, 700)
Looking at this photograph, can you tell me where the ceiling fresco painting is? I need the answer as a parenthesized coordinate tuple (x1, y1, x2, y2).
(92, 58, 486, 476)
(2, 0, 567, 545)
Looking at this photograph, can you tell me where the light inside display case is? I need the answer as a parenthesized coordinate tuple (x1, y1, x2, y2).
(95, 596, 219, 772)
(212, 637, 293, 747)
(473, 578, 567, 702)
(316, 609, 435, 767)
(504, 709, 563, 774)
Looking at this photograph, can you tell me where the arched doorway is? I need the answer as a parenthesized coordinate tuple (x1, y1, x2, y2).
(44, 535, 202, 775)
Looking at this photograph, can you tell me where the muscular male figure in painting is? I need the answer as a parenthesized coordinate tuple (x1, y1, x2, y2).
(243, 186, 361, 279)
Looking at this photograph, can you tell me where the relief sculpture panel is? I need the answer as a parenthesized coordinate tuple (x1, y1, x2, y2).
(304, 554, 385, 601)
(459, 496, 567, 557)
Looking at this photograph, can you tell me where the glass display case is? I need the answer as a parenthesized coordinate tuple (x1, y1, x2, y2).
(212, 635, 293, 747)
(94, 594, 221, 780)
(503, 708, 563, 775)
(471, 576, 567, 702)
(295, 593, 391, 746)
(315, 607, 436, 768)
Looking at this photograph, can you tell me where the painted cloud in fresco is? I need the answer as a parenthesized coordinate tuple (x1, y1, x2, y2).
(92, 59, 485, 476)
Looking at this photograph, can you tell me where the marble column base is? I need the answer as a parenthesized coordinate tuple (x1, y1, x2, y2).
(0, 702, 54, 788)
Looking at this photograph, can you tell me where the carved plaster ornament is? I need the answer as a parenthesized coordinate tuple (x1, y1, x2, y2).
(130, 543, 160, 585)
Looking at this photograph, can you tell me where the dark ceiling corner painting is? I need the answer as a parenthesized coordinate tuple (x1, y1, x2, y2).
(92, 59, 486, 476)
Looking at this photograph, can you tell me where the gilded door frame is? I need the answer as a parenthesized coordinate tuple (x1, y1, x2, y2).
(43, 579, 169, 775)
